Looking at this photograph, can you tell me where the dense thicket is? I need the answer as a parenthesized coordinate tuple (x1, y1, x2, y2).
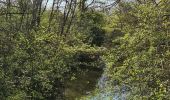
(103, 0, 170, 99)
(0, 0, 107, 99)
(0, 0, 169, 100)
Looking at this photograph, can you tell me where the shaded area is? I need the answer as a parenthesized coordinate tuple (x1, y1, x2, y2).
(65, 68, 103, 100)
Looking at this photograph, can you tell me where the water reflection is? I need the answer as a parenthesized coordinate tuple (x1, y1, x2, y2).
(82, 74, 131, 100)
(64, 68, 103, 100)
(64, 67, 130, 100)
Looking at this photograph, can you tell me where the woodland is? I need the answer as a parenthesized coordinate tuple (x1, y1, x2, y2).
(0, 0, 170, 100)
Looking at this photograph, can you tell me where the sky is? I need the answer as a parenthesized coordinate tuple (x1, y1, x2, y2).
(45, 0, 136, 9)
(46, 0, 53, 8)
(45, 0, 114, 8)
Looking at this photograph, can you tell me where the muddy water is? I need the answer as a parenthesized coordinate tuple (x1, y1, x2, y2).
(64, 68, 103, 100)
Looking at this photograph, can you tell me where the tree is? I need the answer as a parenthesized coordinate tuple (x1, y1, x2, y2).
(103, 0, 170, 99)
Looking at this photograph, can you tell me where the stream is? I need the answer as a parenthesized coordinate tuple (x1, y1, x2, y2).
(64, 68, 130, 100)
(64, 68, 103, 100)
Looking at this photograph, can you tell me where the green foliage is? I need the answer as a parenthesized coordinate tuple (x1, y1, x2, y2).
(79, 11, 105, 28)
(0, 28, 104, 99)
(0, 31, 67, 99)
(103, 1, 170, 99)
(0, 0, 169, 99)
(77, 11, 106, 46)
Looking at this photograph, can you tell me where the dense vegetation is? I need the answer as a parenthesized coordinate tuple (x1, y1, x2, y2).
(0, 0, 169, 100)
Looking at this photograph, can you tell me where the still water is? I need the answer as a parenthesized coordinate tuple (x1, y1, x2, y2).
(64, 68, 129, 100)
(64, 68, 103, 100)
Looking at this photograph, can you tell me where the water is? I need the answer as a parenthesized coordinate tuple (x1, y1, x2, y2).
(64, 68, 130, 100)
(64, 68, 103, 100)
(81, 74, 130, 100)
